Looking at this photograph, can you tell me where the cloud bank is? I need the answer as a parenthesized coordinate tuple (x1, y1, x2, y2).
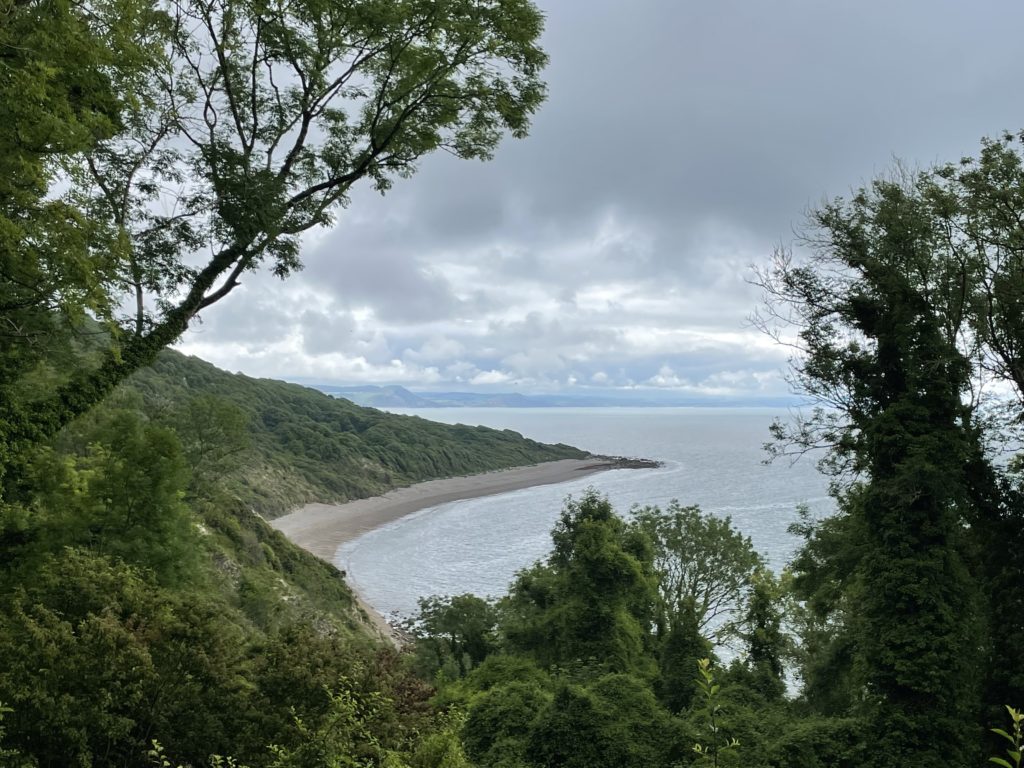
(178, 0, 1024, 402)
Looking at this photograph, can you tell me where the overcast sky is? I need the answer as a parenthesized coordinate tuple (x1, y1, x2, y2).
(177, 0, 1024, 401)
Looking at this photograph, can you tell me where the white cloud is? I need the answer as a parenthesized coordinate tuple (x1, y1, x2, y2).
(646, 366, 688, 389)
(470, 369, 514, 386)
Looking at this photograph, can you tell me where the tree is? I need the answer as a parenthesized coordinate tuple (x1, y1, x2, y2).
(921, 136, 1024, 720)
(738, 568, 787, 702)
(757, 178, 985, 765)
(410, 594, 498, 678)
(0, 0, 160, 490)
(167, 394, 251, 499)
(500, 490, 658, 675)
(462, 680, 550, 767)
(631, 502, 763, 645)
(758, 141, 1024, 752)
(524, 684, 612, 768)
(655, 598, 709, 712)
(2, 0, 548, 488)
(525, 678, 679, 768)
(926, 133, 1024, 408)
(30, 407, 199, 585)
(785, 507, 863, 715)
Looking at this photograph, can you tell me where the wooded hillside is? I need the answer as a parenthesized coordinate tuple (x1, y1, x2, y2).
(126, 350, 588, 517)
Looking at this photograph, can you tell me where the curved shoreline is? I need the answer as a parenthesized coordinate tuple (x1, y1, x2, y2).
(269, 457, 627, 562)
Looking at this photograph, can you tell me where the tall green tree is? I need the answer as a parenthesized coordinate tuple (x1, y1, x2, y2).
(1, 0, 548, 487)
(739, 568, 787, 702)
(761, 136, 1024, 752)
(922, 136, 1024, 720)
(655, 599, 709, 712)
(501, 490, 658, 675)
(758, 179, 984, 765)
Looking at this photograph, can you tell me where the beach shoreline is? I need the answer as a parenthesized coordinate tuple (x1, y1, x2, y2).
(270, 457, 634, 562)
(270, 456, 641, 645)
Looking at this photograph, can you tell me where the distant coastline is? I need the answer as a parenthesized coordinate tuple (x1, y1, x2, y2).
(306, 382, 798, 410)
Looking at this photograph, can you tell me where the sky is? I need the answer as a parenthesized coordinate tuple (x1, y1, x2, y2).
(177, 0, 1024, 402)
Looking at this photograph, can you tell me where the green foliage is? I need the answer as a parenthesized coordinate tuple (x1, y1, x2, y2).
(0, 702, 34, 768)
(990, 706, 1024, 768)
(128, 351, 587, 516)
(739, 569, 788, 701)
(0, 360, 469, 764)
(0, 549, 247, 765)
(524, 684, 609, 768)
(30, 407, 200, 585)
(692, 659, 740, 767)
(516, 674, 684, 768)
(763, 717, 866, 768)
(0, 0, 167, 490)
(632, 501, 764, 645)
(761, 138, 1024, 748)
(407, 711, 473, 768)
(500, 490, 657, 676)
(584, 674, 682, 767)
(265, 676, 407, 768)
(759, 174, 992, 764)
(0, 529, 433, 766)
(785, 506, 863, 715)
(455, 655, 552, 701)
(165, 394, 252, 500)
(1, 0, 550, 473)
(409, 594, 498, 679)
(463, 681, 550, 767)
(656, 600, 710, 712)
(148, 740, 250, 768)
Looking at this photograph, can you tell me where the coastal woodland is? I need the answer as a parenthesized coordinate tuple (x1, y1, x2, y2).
(2, 0, 1024, 766)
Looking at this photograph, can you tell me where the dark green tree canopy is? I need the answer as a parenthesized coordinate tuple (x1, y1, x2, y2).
(754, 166, 1023, 765)
(501, 490, 658, 675)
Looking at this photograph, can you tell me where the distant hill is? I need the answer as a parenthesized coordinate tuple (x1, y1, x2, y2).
(314, 383, 796, 408)
(316, 384, 543, 408)
(126, 352, 589, 518)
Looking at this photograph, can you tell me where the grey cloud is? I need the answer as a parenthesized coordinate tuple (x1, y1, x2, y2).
(299, 246, 463, 324)
(299, 309, 358, 356)
(328, 0, 1024, 262)
(189, 275, 300, 350)
(178, 0, 1024, 400)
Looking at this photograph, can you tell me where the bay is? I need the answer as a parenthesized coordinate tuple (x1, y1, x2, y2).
(336, 407, 833, 621)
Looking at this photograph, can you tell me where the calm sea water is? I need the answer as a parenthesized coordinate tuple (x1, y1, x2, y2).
(336, 407, 833, 620)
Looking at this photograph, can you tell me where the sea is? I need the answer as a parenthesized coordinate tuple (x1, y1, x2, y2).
(336, 407, 834, 622)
